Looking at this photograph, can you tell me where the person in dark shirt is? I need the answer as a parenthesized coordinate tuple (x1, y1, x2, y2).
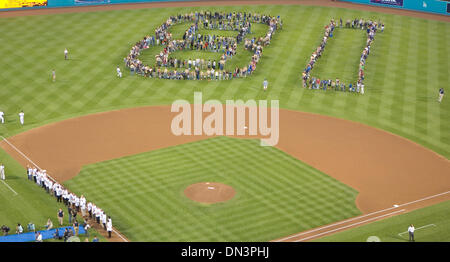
(63, 228, 69, 242)
(68, 206, 73, 224)
(1, 225, 10, 236)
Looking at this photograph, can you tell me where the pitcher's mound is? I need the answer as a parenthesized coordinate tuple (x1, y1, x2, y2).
(184, 182, 236, 204)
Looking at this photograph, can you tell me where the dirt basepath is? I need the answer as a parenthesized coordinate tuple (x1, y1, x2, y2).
(1, 105, 449, 240)
(1, 0, 449, 22)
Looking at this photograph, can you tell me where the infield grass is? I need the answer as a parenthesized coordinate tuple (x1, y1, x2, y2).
(63, 137, 361, 241)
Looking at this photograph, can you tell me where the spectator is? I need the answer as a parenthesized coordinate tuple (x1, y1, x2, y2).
(1, 225, 10, 236)
(92, 235, 99, 242)
(45, 218, 53, 230)
(16, 223, 23, 234)
(35, 232, 43, 242)
(83, 219, 91, 238)
(73, 220, 79, 236)
(68, 205, 73, 224)
(53, 228, 62, 240)
(63, 228, 70, 242)
(57, 208, 64, 226)
(27, 222, 35, 232)
(72, 208, 78, 222)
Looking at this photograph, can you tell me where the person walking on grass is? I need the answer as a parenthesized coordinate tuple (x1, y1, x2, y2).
(438, 88, 444, 103)
(64, 48, 68, 60)
(52, 69, 56, 82)
(117, 66, 122, 78)
(19, 110, 24, 125)
(408, 224, 415, 242)
(0, 110, 4, 124)
(263, 78, 268, 91)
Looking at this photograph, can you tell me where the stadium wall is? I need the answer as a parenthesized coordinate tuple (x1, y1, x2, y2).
(0, 0, 188, 11)
(339, 0, 450, 15)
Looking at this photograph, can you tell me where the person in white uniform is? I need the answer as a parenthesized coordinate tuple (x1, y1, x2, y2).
(106, 217, 112, 238)
(19, 111, 24, 125)
(117, 66, 122, 78)
(0, 164, 5, 180)
(0, 111, 4, 124)
(64, 48, 69, 60)
(101, 212, 107, 230)
(263, 78, 268, 91)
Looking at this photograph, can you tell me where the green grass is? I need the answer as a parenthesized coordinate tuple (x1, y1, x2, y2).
(314, 200, 450, 242)
(0, 147, 104, 242)
(0, 4, 449, 242)
(63, 137, 360, 242)
(0, 4, 448, 160)
(313, 27, 367, 84)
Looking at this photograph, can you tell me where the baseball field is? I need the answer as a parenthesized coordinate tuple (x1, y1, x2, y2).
(0, 0, 449, 243)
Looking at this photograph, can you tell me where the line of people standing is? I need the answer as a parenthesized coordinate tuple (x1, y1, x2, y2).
(26, 165, 114, 239)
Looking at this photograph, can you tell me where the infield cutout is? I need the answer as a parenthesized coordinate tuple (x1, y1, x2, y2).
(184, 182, 236, 204)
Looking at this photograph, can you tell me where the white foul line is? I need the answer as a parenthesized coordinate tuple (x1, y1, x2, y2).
(1, 180, 18, 195)
(275, 190, 450, 242)
(398, 224, 436, 236)
(0, 136, 128, 242)
(0, 135, 57, 183)
(294, 209, 406, 242)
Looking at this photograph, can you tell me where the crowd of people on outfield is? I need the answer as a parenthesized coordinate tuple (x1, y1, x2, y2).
(302, 18, 384, 94)
(123, 11, 282, 80)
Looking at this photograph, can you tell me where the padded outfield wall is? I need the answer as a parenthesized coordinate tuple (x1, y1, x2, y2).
(0, 0, 187, 10)
(339, 0, 450, 15)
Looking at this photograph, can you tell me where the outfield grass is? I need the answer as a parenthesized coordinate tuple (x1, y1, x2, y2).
(63, 137, 360, 241)
(0, 4, 448, 159)
(314, 200, 450, 242)
(313, 27, 367, 84)
(0, 4, 448, 242)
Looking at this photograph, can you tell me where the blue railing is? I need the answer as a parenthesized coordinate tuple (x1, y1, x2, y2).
(0, 226, 86, 242)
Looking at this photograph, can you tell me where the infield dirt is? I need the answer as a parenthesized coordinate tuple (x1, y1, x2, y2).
(1, 105, 449, 215)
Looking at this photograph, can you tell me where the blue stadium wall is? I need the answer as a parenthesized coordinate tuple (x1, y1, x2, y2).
(0, 0, 188, 11)
(340, 0, 449, 15)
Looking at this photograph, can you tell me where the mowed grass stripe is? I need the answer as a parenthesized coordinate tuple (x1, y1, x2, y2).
(1, 5, 448, 158)
(66, 137, 359, 241)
